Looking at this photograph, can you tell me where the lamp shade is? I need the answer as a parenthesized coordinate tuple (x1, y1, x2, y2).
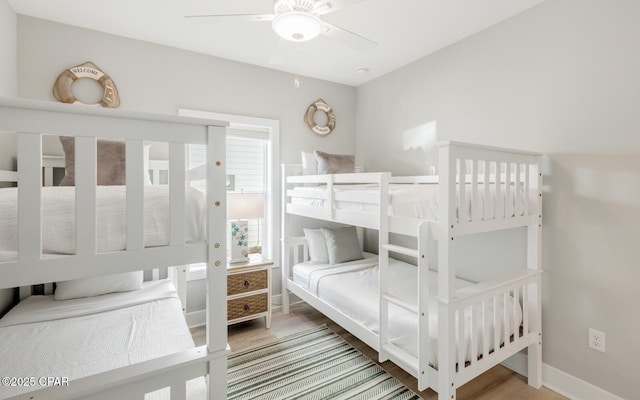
(227, 192, 264, 220)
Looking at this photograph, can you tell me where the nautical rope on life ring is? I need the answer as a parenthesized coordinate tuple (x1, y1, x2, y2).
(304, 98, 336, 136)
(52, 61, 120, 108)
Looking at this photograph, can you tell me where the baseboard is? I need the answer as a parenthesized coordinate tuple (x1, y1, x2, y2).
(502, 353, 624, 400)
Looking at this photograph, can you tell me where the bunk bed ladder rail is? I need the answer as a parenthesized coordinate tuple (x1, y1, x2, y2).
(379, 220, 434, 391)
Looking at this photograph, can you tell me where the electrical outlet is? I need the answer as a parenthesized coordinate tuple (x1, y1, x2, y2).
(589, 328, 606, 352)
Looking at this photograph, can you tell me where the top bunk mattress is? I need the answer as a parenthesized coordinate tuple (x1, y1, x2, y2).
(0, 279, 205, 399)
(0, 185, 206, 259)
(289, 183, 532, 221)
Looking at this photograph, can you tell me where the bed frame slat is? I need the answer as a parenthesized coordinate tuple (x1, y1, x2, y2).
(482, 300, 489, 360)
(17, 133, 42, 261)
(471, 159, 478, 222)
(506, 163, 513, 218)
(126, 140, 145, 250)
(75, 136, 97, 256)
(493, 296, 500, 352)
(457, 309, 464, 369)
(484, 160, 491, 220)
(472, 304, 479, 367)
(170, 142, 186, 246)
(458, 159, 467, 223)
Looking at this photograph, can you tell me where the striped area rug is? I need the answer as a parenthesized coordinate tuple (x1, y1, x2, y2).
(227, 325, 420, 400)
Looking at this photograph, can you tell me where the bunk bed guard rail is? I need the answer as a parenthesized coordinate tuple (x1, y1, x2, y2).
(0, 97, 230, 400)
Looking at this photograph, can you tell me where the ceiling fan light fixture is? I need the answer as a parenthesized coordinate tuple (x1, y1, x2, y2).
(272, 11, 322, 42)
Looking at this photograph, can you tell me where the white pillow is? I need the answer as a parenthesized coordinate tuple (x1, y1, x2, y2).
(304, 228, 329, 264)
(301, 151, 317, 175)
(55, 271, 144, 300)
(321, 226, 364, 264)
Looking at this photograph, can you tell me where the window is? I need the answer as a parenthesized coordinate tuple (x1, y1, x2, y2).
(226, 135, 266, 254)
(189, 132, 267, 254)
(179, 109, 280, 281)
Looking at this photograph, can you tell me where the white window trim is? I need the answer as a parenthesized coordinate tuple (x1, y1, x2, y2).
(178, 108, 280, 281)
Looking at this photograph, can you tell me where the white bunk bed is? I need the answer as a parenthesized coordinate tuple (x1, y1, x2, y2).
(281, 142, 543, 400)
(0, 97, 229, 400)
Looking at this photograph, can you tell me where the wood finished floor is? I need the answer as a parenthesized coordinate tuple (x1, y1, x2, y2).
(192, 302, 566, 400)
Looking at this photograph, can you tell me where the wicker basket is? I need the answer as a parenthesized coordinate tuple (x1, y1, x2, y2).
(228, 270, 268, 296)
(228, 293, 268, 320)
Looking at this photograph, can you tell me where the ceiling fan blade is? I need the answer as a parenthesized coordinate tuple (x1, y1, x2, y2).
(321, 21, 377, 51)
(313, 0, 372, 15)
(185, 13, 275, 22)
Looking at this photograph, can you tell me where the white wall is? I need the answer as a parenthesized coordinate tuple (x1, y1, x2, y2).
(17, 16, 356, 162)
(0, 0, 16, 316)
(356, 0, 639, 398)
(0, 0, 17, 171)
(16, 15, 357, 310)
(0, 0, 16, 97)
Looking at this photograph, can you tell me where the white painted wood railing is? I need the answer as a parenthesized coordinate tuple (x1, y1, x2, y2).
(0, 97, 230, 400)
(281, 141, 544, 400)
(283, 142, 541, 239)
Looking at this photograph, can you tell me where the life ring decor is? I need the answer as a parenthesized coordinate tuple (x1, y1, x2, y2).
(52, 61, 120, 108)
(304, 98, 336, 136)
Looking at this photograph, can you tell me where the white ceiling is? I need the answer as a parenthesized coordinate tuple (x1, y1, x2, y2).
(9, 0, 545, 86)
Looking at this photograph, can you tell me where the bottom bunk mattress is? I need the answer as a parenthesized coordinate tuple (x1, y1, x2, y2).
(0, 280, 206, 399)
(292, 254, 522, 368)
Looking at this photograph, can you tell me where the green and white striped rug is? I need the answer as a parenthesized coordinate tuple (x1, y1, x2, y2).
(227, 325, 420, 400)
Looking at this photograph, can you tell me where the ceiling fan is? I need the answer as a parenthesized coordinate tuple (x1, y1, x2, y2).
(186, 0, 377, 51)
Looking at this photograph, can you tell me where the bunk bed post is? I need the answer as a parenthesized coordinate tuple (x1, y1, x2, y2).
(526, 157, 543, 389)
(280, 164, 290, 314)
(417, 221, 431, 391)
(205, 125, 228, 400)
(377, 172, 391, 363)
(437, 142, 458, 400)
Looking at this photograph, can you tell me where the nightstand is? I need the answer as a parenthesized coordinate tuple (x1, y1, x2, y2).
(227, 255, 272, 328)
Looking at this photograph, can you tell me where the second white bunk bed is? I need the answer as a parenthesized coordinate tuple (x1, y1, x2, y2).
(281, 142, 543, 400)
(0, 98, 229, 400)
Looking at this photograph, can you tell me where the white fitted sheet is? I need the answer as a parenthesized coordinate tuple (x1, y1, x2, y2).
(290, 183, 531, 221)
(0, 185, 206, 259)
(0, 280, 206, 399)
(292, 256, 522, 368)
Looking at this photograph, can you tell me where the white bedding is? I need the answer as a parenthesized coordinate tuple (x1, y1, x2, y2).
(290, 183, 531, 221)
(0, 185, 206, 259)
(292, 255, 522, 368)
(0, 280, 206, 399)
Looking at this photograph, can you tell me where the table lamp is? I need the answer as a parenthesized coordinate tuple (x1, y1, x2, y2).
(227, 192, 264, 263)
